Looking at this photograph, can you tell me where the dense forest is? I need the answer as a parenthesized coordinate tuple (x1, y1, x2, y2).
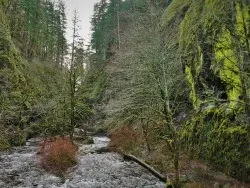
(0, 0, 250, 187)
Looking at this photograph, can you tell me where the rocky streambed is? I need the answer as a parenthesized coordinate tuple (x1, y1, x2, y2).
(0, 136, 165, 188)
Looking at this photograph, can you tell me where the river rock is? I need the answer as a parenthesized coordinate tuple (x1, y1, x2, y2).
(0, 136, 165, 188)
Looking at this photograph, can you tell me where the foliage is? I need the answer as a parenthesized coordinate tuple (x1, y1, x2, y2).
(0, 0, 29, 148)
(90, 0, 163, 62)
(7, 0, 67, 64)
(164, 0, 250, 180)
(1, 0, 249, 184)
(0, 124, 11, 150)
(183, 107, 250, 181)
(0, 0, 90, 149)
(109, 126, 140, 154)
(39, 137, 78, 175)
(0, 59, 69, 139)
(101, 3, 188, 184)
(89, 0, 250, 184)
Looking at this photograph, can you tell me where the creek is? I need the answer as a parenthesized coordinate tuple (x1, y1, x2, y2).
(0, 136, 165, 188)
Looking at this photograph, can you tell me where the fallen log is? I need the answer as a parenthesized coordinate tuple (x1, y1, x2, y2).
(123, 154, 167, 182)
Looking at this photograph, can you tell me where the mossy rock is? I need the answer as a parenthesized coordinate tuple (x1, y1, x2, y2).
(85, 136, 94, 144)
(8, 128, 27, 146)
(74, 135, 94, 144)
(0, 137, 10, 151)
(182, 107, 250, 181)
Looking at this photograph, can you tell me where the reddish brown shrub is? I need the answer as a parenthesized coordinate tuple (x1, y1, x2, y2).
(109, 126, 140, 153)
(39, 136, 78, 175)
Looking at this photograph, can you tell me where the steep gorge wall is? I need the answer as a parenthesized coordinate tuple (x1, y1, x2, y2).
(0, 0, 26, 149)
(161, 0, 250, 180)
(0, 0, 24, 70)
(0, 0, 67, 149)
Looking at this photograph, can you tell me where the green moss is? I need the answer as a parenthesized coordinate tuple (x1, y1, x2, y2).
(90, 71, 107, 100)
(0, 0, 24, 84)
(0, 137, 10, 151)
(182, 106, 250, 180)
(8, 128, 27, 146)
(84, 68, 107, 101)
(214, 29, 242, 107)
(177, 0, 248, 108)
(162, 0, 250, 181)
(161, 0, 191, 27)
(185, 66, 199, 108)
(179, 0, 205, 109)
(236, 2, 250, 43)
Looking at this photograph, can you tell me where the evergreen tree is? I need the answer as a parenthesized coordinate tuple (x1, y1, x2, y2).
(7, 0, 67, 65)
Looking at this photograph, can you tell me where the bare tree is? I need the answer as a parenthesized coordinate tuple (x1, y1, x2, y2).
(69, 10, 81, 138)
(104, 13, 188, 185)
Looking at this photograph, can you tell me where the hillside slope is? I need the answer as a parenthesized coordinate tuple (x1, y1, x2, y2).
(0, 0, 69, 149)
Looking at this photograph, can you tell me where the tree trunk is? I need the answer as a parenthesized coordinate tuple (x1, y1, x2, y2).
(123, 154, 167, 182)
(173, 139, 180, 187)
(142, 121, 151, 152)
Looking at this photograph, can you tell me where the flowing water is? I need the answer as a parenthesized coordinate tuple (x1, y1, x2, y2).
(0, 136, 165, 188)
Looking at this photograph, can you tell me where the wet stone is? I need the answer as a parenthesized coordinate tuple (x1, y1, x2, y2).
(0, 136, 165, 188)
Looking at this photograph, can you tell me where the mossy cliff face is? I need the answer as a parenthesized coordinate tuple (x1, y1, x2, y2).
(0, 0, 73, 149)
(0, 0, 27, 149)
(0, 0, 13, 68)
(0, 0, 21, 68)
(0, 0, 25, 86)
(180, 0, 239, 107)
(161, 0, 250, 181)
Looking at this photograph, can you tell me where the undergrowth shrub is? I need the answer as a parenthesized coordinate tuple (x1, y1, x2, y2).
(109, 126, 140, 153)
(39, 136, 78, 175)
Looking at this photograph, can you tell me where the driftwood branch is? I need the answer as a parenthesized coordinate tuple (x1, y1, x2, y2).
(123, 154, 167, 182)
